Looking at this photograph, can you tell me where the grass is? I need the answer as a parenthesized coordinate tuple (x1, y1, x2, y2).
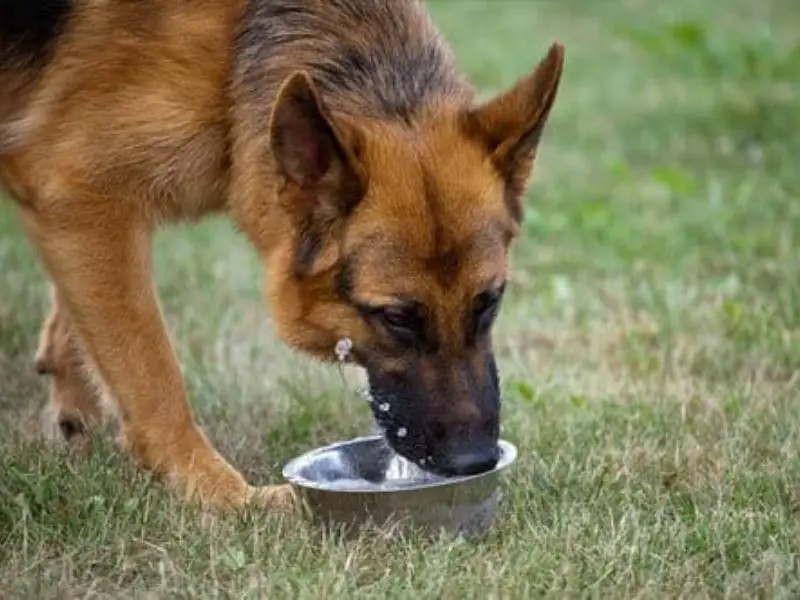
(2, 0, 800, 596)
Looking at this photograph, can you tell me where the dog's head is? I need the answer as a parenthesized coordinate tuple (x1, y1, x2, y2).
(265, 44, 564, 476)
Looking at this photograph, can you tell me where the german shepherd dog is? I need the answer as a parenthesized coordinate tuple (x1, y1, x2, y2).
(0, 0, 564, 511)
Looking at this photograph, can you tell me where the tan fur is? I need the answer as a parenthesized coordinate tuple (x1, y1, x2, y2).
(1, 0, 564, 511)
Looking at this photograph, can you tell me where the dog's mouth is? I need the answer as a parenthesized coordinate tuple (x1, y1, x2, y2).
(366, 391, 499, 477)
(367, 391, 434, 468)
(360, 352, 502, 477)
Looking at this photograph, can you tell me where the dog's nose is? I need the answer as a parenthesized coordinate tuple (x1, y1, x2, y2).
(438, 444, 500, 476)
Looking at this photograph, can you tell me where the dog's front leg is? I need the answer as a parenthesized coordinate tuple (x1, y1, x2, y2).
(19, 202, 296, 513)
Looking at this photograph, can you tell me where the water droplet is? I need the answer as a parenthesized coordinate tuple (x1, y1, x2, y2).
(397, 427, 407, 438)
(378, 402, 390, 412)
(334, 337, 352, 362)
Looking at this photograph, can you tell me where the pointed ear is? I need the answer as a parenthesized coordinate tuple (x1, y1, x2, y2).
(269, 71, 366, 277)
(466, 42, 565, 222)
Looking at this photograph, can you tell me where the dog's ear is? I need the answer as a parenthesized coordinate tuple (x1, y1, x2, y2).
(270, 71, 367, 277)
(465, 42, 564, 223)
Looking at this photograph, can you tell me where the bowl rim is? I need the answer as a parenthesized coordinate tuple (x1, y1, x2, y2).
(281, 435, 518, 494)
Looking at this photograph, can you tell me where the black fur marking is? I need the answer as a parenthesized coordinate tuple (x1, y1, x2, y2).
(335, 259, 354, 300)
(312, 42, 455, 124)
(503, 185, 525, 224)
(234, 0, 470, 123)
(0, 0, 73, 66)
(466, 282, 506, 347)
(292, 224, 322, 277)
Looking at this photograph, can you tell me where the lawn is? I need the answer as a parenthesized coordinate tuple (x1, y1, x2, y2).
(2, 0, 800, 597)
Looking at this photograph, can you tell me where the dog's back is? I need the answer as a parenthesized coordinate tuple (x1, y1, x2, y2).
(0, 0, 71, 71)
(0, 0, 72, 140)
(0, 0, 470, 199)
(0, 0, 470, 130)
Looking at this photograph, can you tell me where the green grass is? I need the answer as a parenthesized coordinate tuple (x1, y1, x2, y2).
(2, 0, 800, 596)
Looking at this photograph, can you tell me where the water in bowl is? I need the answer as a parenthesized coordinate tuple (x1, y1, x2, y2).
(323, 450, 444, 491)
(384, 453, 439, 482)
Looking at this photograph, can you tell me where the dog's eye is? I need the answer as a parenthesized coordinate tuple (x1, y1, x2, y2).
(473, 283, 506, 337)
(381, 307, 412, 328)
(379, 306, 422, 331)
(374, 305, 426, 344)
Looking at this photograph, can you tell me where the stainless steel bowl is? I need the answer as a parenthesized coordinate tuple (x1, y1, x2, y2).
(282, 435, 518, 537)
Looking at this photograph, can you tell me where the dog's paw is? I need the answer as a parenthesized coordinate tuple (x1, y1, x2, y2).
(246, 484, 302, 516)
(40, 404, 94, 456)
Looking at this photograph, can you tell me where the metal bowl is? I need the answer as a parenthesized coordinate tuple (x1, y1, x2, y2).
(282, 435, 518, 537)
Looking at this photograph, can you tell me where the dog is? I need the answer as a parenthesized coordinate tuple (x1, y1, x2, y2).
(0, 0, 564, 511)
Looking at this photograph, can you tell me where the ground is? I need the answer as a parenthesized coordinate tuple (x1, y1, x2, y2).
(1, 0, 799, 597)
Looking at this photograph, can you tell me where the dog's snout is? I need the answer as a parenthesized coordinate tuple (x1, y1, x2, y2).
(367, 352, 502, 473)
(438, 444, 500, 476)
